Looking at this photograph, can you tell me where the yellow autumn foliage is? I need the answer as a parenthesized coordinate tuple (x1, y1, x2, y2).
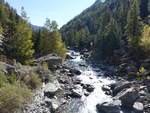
(140, 25, 150, 55)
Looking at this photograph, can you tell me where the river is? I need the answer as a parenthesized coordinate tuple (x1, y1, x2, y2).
(62, 50, 115, 113)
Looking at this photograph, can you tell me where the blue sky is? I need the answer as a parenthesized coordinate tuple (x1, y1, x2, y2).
(5, 0, 96, 27)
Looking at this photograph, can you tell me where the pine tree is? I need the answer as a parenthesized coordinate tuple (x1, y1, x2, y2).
(140, 0, 148, 19)
(2, 7, 34, 64)
(32, 29, 41, 54)
(96, 18, 121, 59)
(40, 19, 67, 58)
(126, 0, 142, 51)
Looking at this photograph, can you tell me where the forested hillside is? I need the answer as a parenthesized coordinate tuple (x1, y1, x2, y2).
(61, 0, 150, 60)
(0, 0, 66, 64)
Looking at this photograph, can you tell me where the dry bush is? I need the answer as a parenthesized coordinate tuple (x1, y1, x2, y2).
(0, 83, 32, 113)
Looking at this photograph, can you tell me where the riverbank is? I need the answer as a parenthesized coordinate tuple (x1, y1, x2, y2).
(21, 50, 116, 113)
(23, 50, 150, 113)
(1, 50, 149, 113)
(23, 51, 100, 113)
(86, 49, 150, 113)
(65, 50, 150, 113)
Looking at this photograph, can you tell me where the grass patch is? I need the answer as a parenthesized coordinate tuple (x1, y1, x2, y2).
(25, 73, 42, 90)
(0, 82, 32, 113)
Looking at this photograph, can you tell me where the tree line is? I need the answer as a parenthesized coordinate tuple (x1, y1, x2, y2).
(0, 0, 66, 64)
(61, 0, 150, 60)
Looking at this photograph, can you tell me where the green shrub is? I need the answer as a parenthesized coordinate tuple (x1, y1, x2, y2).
(7, 74, 18, 84)
(0, 73, 18, 87)
(0, 74, 7, 87)
(0, 83, 32, 113)
(26, 73, 42, 90)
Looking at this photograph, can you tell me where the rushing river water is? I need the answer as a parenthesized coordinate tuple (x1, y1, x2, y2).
(63, 51, 115, 113)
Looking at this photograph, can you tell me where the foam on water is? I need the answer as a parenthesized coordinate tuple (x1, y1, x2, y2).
(68, 51, 114, 113)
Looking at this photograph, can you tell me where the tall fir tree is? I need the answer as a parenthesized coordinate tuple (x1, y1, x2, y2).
(126, 0, 143, 52)
(2, 7, 34, 64)
(95, 18, 121, 59)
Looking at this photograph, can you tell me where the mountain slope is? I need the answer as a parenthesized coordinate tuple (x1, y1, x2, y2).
(61, 0, 150, 59)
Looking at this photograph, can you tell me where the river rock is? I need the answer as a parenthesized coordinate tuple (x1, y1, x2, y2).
(126, 65, 138, 73)
(69, 89, 82, 98)
(113, 82, 132, 96)
(84, 91, 90, 96)
(66, 54, 74, 59)
(102, 85, 111, 92)
(60, 68, 70, 73)
(109, 83, 119, 90)
(58, 77, 68, 84)
(144, 79, 150, 93)
(44, 81, 61, 98)
(79, 63, 87, 67)
(96, 100, 122, 113)
(83, 52, 90, 58)
(117, 63, 128, 73)
(73, 78, 82, 84)
(69, 85, 83, 98)
(142, 58, 150, 63)
(102, 85, 112, 95)
(69, 68, 81, 75)
(67, 73, 74, 77)
(118, 88, 139, 108)
(83, 84, 95, 92)
(133, 102, 144, 112)
(120, 57, 131, 63)
(45, 99, 61, 112)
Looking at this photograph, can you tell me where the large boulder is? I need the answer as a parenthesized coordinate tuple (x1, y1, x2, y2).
(36, 54, 62, 69)
(113, 82, 132, 96)
(144, 79, 150, 93)
(118, 88, 139, 108)
(44, 80, 61, 98)
(96, 100, 122, 113)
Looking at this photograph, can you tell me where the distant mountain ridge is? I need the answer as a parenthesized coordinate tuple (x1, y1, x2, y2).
(31, 25, 41, 31)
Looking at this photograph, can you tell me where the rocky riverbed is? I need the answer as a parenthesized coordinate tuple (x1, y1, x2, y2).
(18, 50, 150, 113)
